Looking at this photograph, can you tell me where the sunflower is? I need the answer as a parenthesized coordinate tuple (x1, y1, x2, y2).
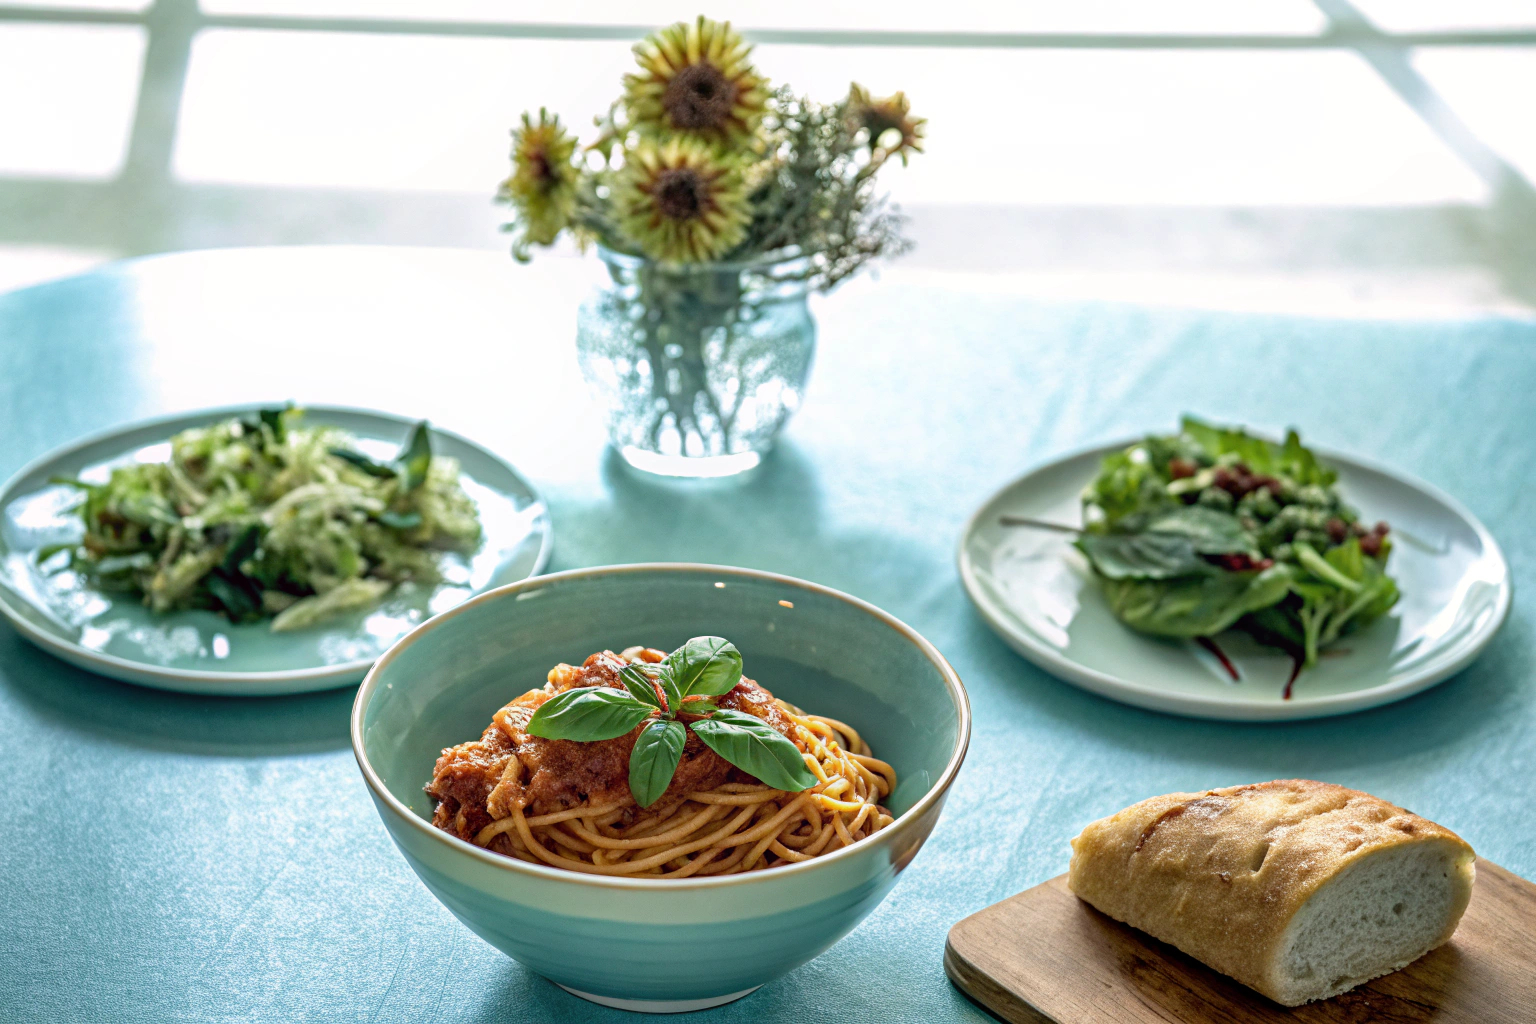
(623, 16, 768, 147)
(615, 137, 750, 263)
(497, 108, 580, 258)
(846, 83, 925, 166)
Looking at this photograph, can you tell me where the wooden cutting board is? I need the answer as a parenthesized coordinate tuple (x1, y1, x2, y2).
(945, 858, 1534, 1024)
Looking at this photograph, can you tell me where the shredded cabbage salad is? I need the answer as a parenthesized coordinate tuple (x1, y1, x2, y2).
(43, 407, 482, 631)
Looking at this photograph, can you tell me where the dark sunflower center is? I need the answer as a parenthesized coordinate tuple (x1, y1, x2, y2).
(653, 168, 707, 221)
(863, 109, 903, 141)
(662, 62, 737, 131)
(530, 151, 553, 187)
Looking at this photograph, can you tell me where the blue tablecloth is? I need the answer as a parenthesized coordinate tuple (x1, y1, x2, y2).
(2, 248, 1531, 1023)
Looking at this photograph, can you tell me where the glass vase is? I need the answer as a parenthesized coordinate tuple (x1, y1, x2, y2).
(575, 246, 816, 478)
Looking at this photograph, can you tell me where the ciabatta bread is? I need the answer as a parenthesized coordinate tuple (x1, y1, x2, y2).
(1068, 779, 1475, 1006)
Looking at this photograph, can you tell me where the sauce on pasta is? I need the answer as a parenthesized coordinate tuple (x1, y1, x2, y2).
(426, 646, 896, 878)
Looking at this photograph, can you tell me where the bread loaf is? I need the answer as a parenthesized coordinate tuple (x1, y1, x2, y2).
(1068, 779, 1475, 1006)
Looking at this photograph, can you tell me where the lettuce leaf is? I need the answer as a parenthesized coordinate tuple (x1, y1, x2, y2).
(1077, 506, 1255, 580)
(1080, 448, 1168, 524)
(1180, 416, 1336, 486)
(1099, 564, 1297, 638)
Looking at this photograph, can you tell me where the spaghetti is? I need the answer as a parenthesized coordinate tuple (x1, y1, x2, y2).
(427, 648, 897, 878)
(478, 709, 895, 877)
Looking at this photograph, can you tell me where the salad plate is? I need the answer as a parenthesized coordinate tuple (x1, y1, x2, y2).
(0, 405, 552, 695)
(959, 441, 1510, 721)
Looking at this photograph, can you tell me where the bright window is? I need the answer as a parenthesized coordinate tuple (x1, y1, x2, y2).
(0, 24, 146, 179)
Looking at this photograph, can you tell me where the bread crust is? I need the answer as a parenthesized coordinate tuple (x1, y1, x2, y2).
(1067, 779, 1475, 1005)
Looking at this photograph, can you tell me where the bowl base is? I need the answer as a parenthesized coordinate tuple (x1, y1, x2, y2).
(556, 983, 762, 1013)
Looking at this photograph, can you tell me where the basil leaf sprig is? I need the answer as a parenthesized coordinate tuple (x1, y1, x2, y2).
(203, 522, 266, 621)
(524, 637, 818, 807)
(329, 420, 434, 493)
(239, 404, 292, 446)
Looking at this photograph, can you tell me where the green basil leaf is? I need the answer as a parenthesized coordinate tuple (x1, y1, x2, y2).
(258, 405, 290, 444)
(376, 510, 423, 530)
(677, 698, 718, 716)
(397, 421, 432, 492)
(665, 636, 743, 698)
(654, 665, 682, 714)
(619, 664, 662, 708)
(329, 447, 397, 479)
(221, 523, 261, 575)
(628, 718, 686, 807)
(525, 687, 654, 742)
(206, 568, 263, 621)
(690, 709, 817, 792)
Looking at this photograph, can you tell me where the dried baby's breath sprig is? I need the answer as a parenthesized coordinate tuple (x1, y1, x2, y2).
(738, 87, 911, 290)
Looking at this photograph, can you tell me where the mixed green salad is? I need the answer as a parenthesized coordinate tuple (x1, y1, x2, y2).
(1076, 417, 1398, 680)
(41, 408, 482, 631)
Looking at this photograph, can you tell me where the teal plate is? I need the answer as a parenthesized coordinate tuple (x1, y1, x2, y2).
(960, 441, 1512, 721)
(0, 405, 552, 695)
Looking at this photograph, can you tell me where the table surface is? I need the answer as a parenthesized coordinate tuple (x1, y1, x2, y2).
(1, 247, 1532, 1024)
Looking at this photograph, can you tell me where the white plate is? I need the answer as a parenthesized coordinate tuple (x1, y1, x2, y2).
(959, 442, 1511, 721)
(0, 405, 552, 695)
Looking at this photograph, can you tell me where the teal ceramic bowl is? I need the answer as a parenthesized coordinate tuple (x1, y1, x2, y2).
(352, 563, 970, 1012)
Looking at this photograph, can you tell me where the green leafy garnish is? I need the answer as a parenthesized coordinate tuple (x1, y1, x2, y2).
(259, 406, 289, 444)
(619, 664, 663, 707)
(690, 709, 819, 792)
(524, 637, 817, 806)
(523, 687, 656, 741)
(221, 523, 261, 574)
(328, 419, 435, 490)
(399, 421, 433, 492)
(204, 523, 266, 621)
(628, 719, 687, 808)
(328, 448, 397, 478)
(664, 635, 743, 697)
(376, 510, 423, 530)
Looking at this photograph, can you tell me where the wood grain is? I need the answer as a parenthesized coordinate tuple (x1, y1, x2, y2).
(945, 858, 1535, 1024)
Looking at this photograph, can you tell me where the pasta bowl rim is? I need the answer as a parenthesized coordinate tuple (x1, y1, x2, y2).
(351, 561, 971, 891)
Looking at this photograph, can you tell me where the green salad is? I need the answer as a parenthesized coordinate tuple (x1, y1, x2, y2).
(1076, 417, 1398, 679)
(43, 408, 482, 632)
